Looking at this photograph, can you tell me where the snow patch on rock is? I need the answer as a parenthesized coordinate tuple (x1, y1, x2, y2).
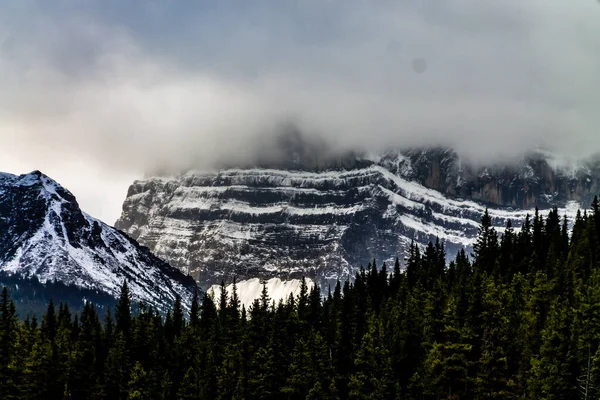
(208, 277, 315, 310)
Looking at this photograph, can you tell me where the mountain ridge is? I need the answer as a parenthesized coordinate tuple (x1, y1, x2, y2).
(116, 148, 589, 290)
(0, 170, 199, 312)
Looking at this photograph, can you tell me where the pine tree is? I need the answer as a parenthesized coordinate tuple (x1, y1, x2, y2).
(249, 337, 280, 399)
(200, 292, 218, 337)
(128, 361, 150, 400)
(41, 298, 57, 342)
(21, 317, 46, 399)
(69, 302, 101, 399)
(473, 208, 500, 274)
(116, 280, 132, 341)
(178, 367, 200, 400)
(260, 281, 270, 312)
(307, 285, 323, 329)
(159, 372, 173, 400)
(390, 257, 402, 294)
(529, 296, 577, 399)
(297, 277, 309, 323)
(105, 333, 130, 400)
(2, 199, 600, 400)
(189, 289, 200, 328)
(172, 295, 185, 339)
(474, 277, 513, 398)
(230, 277, 241, 315)
(218, 280, 228, 314)
(0, 287, 18, 398)
(282, 337, 315, 398)
(421, 293, 471, 399)
(348, 316, 394, 399)
(499, 219, 515, 279)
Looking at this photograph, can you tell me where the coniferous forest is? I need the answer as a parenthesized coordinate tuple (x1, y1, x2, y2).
(4, 200, 600, 399)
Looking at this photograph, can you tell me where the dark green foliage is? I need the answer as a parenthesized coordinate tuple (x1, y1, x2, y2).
(0, 272, 118, 317)
(3, 201, 600, 398)
(115, 280, 132, 342)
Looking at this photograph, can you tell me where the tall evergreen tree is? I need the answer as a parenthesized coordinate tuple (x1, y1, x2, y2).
(3, 199, 600, 400)
(189, 289, 200, 328)
(116, 280, 132, 341)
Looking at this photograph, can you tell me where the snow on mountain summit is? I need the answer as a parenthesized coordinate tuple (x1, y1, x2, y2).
(0, 170, 198, 312)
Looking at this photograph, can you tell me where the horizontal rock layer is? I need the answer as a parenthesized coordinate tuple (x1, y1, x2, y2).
(116, 150, 590, 289)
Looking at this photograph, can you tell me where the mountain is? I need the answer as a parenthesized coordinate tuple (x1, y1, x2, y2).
(0, 171, 199, 314)
(390, 148, 600, 208)
(115, 148, 595, 292)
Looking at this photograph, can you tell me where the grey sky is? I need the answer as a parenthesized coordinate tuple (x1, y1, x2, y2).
(1, 0, 599, 223)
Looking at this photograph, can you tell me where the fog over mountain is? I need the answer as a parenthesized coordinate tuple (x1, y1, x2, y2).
(1, 0, 599, 222)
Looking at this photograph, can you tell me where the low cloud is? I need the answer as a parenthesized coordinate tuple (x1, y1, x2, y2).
(1, 0, 600, 220)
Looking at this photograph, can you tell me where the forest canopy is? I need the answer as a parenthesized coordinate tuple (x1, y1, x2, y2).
(3, 199, 600, 399)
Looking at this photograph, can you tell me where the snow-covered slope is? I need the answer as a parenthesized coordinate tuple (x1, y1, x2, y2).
(208, 277, 315, 309)
(116, 150, 592, 290)
(0, 171, 198, 312)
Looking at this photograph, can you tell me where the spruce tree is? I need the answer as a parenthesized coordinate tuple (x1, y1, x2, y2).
(348, 316, 394, 399)
(128, 361, 150, 400)
(178, 367, 200, 400)
(189, 289, 200, 328)
(116, 280, 132, 342)
(0, 288, 17, 399)
(172, 295, 184, 339)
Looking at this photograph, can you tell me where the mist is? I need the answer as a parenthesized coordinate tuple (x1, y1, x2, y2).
(1, 0, 600, 222)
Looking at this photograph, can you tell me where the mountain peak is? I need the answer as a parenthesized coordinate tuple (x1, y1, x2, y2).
(0, 170, 76, 203)
(1, 169, 199, 312)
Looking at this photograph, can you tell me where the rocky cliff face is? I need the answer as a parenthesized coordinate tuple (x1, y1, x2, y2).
(0, 171, 199, 312)
(392, 149, 600, 208)
(116, 149, 590, 290)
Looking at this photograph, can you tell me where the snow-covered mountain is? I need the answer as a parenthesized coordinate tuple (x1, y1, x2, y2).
(0, 171, 199, 312)
(116, 148, 596, 291)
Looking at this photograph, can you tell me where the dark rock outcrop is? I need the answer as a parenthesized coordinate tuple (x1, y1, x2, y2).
(390, 149, 600, 208)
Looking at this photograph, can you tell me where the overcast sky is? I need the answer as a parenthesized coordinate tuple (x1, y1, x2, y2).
(1, 0, 599, 224)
